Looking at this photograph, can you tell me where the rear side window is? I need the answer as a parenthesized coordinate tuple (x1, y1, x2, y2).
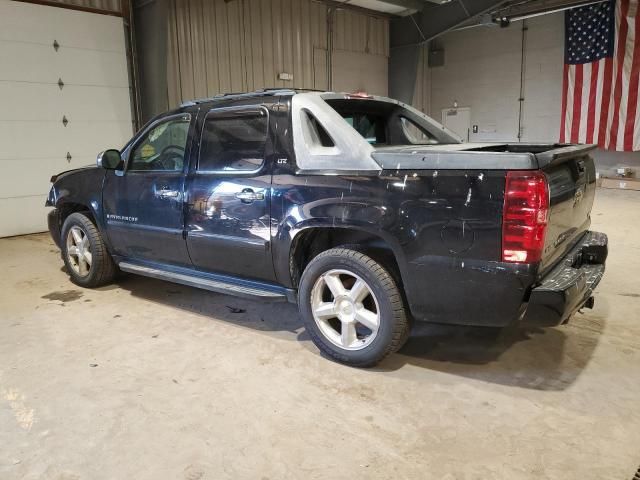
(198, 109, 268, 172)
(400, 117, 438, 144)
(342, 113, 386, 144)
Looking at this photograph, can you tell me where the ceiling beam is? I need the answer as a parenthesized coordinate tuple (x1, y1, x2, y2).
(320, 0, 394, 18)
(492, 0, 607, 20)
(390, 0, 511, 47)
(371, 0, 445, 11)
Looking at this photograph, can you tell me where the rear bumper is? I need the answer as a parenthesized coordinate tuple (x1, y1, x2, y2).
(522, 231, 607, 327)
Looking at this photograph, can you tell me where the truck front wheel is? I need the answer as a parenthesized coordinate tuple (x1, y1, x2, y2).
(61, 212, 117, 288)
(298, 247, 410, 367)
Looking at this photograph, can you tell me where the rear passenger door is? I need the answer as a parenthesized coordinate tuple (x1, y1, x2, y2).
(184, 105, 275, 282)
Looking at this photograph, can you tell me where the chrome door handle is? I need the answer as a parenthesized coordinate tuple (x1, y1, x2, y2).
(157, 188, 179, 199)
(235, 190, 264, 203)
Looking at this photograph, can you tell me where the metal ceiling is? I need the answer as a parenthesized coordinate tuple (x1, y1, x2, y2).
(339, 0, 606, 19)
(388, 0, 605, 47)
(330, 0, 449, 16)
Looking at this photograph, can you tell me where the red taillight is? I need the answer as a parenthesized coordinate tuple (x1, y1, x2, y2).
(502, 171, 549, 263)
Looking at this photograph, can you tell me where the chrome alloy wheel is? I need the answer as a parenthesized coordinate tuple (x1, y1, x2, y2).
(310, 269, 380, 351)
(66, 226, 92, 277)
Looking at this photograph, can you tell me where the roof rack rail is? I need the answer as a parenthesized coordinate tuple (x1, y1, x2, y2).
(180, 87, 308, 107)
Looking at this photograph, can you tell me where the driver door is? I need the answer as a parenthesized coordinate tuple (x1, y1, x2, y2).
(102, 112, 194, 267)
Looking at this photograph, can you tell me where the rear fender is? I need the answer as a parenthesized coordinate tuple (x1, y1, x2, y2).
(276, 217, 408, 290)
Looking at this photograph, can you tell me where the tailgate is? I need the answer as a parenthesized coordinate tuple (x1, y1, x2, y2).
(537, 145, 597, 275)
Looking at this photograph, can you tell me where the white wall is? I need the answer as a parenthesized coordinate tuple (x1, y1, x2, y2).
(426, 13, 562, 143)
(419, 11, 640, 173)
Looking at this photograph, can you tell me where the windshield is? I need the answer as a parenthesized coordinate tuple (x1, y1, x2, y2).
(324, 98, 460, 147)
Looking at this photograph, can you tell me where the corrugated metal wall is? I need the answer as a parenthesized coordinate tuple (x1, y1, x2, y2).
(412, 45, 431, 115)
(27, 0, 122, 13)
(167, 0, 388, 107)
(333, 8, 388, 57)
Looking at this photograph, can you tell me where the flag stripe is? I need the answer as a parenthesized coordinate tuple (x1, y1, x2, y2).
(560, 63, 570, 143)
(598, 56, 615, 147)
(566, 65, 575, 142)
(593, 57, 606, 142)
(616, 0, 635, 149)
(624, 2, 640, 149)
(572, 64, 584, 141)
(607, 0, 630, 148)
(579, 62, 592, 143)
(586, 61, 599, 143)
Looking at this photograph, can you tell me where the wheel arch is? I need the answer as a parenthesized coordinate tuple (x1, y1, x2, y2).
(49, 167, 108, 236)
(288, 226, 407, 291)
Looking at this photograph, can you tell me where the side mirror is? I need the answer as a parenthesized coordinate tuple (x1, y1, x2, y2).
(97, 149, 122, 170)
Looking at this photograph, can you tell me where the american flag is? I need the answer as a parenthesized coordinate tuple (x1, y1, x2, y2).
(560, 0, 640, 151)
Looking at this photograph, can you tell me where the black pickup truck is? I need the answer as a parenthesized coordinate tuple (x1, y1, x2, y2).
(46, 89, 607, 367)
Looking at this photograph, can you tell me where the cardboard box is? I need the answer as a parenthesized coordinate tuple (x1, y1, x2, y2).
(616, 167, 635, 178)
(600, 177, 640, 191)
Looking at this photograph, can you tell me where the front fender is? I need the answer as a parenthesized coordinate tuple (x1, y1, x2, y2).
(47, 167, 109, 240)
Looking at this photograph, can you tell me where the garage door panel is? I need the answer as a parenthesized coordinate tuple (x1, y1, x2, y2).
(0, 41, 60, 83)
(0, 154, 107, 199)
(0, 41, 128, 87)
(57, 48, 129, 87)
(0, 157, 76, 199)
(0, 82, 131, 122)
(1, 2, 132, 236)
(0, 121, 132, 160)
(67, 121, 133, 153)
(0, 196, 48, 237)
(0, 1, 125, 53)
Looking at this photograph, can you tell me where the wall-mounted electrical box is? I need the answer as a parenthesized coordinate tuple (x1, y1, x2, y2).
(428, 48, 444, 68)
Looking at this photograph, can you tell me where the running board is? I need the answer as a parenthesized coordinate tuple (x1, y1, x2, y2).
(118, 261, 295, 303)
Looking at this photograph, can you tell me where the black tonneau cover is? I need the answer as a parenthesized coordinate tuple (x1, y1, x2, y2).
(372, 143, 597, 171)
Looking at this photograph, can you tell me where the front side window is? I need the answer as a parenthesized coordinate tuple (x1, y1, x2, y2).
(198, 110, 268, 172)
(130, 115, 190, 171)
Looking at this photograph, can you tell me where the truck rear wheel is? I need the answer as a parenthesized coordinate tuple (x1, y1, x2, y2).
(298, 247, 410, 367)
(61, 212, 117, 288)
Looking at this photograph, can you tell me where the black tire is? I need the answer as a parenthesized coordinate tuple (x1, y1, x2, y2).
(60, 212, 117, 288)
(298, 247, 410, 367)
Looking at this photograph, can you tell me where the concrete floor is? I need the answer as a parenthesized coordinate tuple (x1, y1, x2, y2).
(1, 188, 639, 480)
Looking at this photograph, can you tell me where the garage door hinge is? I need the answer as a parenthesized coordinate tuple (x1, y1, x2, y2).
(62, 115, 68, 127)
(58, 78, 64, 90)
(53, 40, 60, 52)
(66, 152, 72, 163)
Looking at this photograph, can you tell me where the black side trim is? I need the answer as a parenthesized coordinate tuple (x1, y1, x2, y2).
(118, 261, 296, 303)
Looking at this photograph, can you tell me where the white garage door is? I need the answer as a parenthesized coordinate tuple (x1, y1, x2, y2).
(0, 0, 133, 237)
